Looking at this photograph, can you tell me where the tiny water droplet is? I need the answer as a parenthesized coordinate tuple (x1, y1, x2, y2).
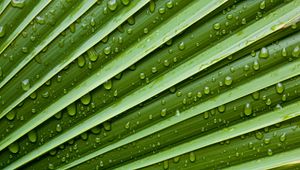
(56, 124, 62, 132)
(204, 86, 210, 94)
(103, 121, 111, 131)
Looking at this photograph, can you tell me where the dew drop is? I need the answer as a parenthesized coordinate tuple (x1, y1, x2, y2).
(259, 47, 269, 59)
(28, 130, 37, 143)
(281, 48, 287, 57)
(103, 80, 112, 90)
(104, 46, 111, 55)
(161, 108, 167, 117)
(224, 76, 233, 86)
(218, 105, 226, 113)
(213, 23, 221, 30)
(80, 93, 91, 105)
(21, 79, 31, 91)
(163, 160, 169, 169)
(8, 142, 19, 154)
(67, 103, 76, 116)
(121, 0, 130, 5)
(279, 133, 286, 142)
(292, 46, 300, 58)
(139, 72, 145, 80)
(276, 82, 284, 94)
(189, 152, 196, 162)
(77, 56, 86, 67)
(178, 42, 185, 51)
(56, 124, 62, 132)
(244, 103, 252, 116)
(6, 111, 16, 120)
(166, 0, 173, 9)
(204, 86, 210, 95)
(11, 0, 25, 8)
(253, 60, 260, 70)
(260, 1, 266, 10)
(103, 121, 111, 131)
(149, 0, 155, 13)
(0, 25, 5, 37)
(107, 0, 118, 11)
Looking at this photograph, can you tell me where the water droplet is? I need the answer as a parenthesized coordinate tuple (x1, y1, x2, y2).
(252, 91, 260, 100)
(292, 46, 300, 58)
(161, 108, 167, 117)
(149, 0, 155, 13)
(56, 124, 62, 132)
(218, 105, 226, 113)
(163, 160, 169, 169)
(0, 25, 5, 37)
(281, 48, 287, 57)
(279, 133, 286, 142)
(139, 72, 145, 79)
(104, 46, 111, 55)
(276, 82, 284, 94)
(166, 0, 173, 9)
(259, 47, 269, 59)
(36, 16, 45, 25)
(244, 103, 252, 116)
(255, 131, 263, 140)
(103, 121, 111, 131)
(253, 60, 260, 70)
(266, 98, 272, 105)
(173, 156, 180, 163)
(6, 111, 16, 120)
(158, 7, 166, 14)
(80, 93, 91, 105)
(21, 79, 31, 91)
(48, 163, 54, 170)
(11, 0, 25, 8)
(107, 0, 118, 11)
(88, 48, 98, 61)
(267, 148, 273, 156)
(103, 80, 112, 90)
(178, 42, 185, 50)
(121, 0, 130, 5)
(67, 103, 76, 116)
(151, 67, 157, 73)
(224, 76, 233, 86)
(260, 1, 266, 10)
(91, 126, 101, 134)
(28, 130, 37, 143)
(125, 122, 130, 129)
(77, 56, 86, 67)
(8, 142, 19, 153)
(204, 86, 210, 94)
(189, 152, 196, 162)
(213, 23, 221, 30)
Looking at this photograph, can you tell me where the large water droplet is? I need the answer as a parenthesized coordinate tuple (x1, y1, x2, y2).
(11, 0, 25, 8)
(292, 46, 300, 58)
(107, 0, 118, 11)
(259, 47, 269, 59)
(80, 93, 91, 105)
(6, 111, 16, 120)
(189, 152, 196, 162)
(224, 76, 233, 86)
(149, 0, 155, 13)
(8, 142, 19, 153)
(0, 25, 5, 37)
(21, 79, 31, 91)
(28, 130, 37, 143)
(67, 103, 76, 116)
(244, 103, 252, 116)
(103, 80, 112, 90)
(276, 82, 284, 94)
